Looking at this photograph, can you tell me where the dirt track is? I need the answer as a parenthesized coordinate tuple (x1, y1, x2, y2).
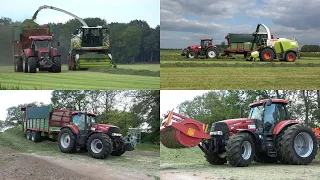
(0, 147, 159, 180)
(160, 161, 320, 180)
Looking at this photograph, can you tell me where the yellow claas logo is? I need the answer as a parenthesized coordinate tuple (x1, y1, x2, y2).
(187, 128, 195, 136)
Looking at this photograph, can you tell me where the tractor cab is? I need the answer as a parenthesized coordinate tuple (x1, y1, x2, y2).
(74, 26, 110, 48)
(200, 38, 213, 49)
(71, 111, 96, 134)
(29, 36, 53, 56)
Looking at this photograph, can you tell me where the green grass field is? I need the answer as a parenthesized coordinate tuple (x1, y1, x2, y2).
(0, 64, 160, 90)
(161, 50, 320, 89)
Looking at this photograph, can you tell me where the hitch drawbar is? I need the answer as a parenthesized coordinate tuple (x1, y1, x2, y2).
(160, 110, 210, 148)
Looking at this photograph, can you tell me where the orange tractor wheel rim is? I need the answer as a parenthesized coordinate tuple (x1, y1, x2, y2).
(264, 52, 271, 60)
(288, 54, 294, 61)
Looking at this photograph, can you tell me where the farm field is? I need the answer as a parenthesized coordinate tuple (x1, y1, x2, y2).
(0, 64, 160, 90)
(160, 144, 320, 180)
(160, 50, 320, 89)
(0, 126, 160, 180)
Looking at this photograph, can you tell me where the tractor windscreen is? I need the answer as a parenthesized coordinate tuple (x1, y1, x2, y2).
(82, 28, 109, 47)
(249, 105, 264, 121)
(33, 40, 51, 50)
(201, 40, 212, 47)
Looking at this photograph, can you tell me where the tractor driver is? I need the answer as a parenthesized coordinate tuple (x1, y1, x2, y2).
(73, 114, 85, 131)
(86, 29, 94, 41)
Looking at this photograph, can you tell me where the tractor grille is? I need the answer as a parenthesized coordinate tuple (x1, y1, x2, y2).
(107, 127, 121, 137)
(210, 122, 229, 135)
(41, 52, 49, 58)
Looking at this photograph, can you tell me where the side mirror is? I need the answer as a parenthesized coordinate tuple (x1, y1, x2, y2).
(57, 42, 60, 46)
(266, 99, 272, 106)
(73, 30, 78, 35)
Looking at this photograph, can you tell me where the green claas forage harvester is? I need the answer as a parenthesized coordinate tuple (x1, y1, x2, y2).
(161, 99, 319, 167)
(247, 24, 300, 62)
(33, 5, 116, 70)
(22, 104, 134, 159)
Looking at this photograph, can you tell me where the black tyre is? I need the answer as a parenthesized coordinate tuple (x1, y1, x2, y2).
(280, 124, 318, 165)
(188, 50, 197, 59)
(26, 130, 31, 140)
(23, 55, 28, 73)
(205, 151, 227, 165)
(285, 52, 296, 62)
(276, 126, 290, 164)
(87, 133, 113, 159)
(206, 48, 219, 59)
(58, 128, 77, 153)
(259, 48, 275, 62)
(72, 59, 76, 71)
(111, 147, 126, 156)
(254, 152, 278, 163)
(28, 57, 37, 73)
(31, 131, 42, 142)
(226, 133, 255, 167)
(51, 57, 61, 73)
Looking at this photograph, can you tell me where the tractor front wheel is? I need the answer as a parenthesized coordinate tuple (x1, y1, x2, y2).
(205, 151, 227, 165)
(226, 133, 255, 167)
(285, 52, 296, 62)
(28, 57, 37, 73)
(259, 48, 275, 62)
(87, 133, 113, 159)
(22, 55, 28, 73)
(58, 128, 77, 153)
(279, 124, 318, 165)
(111, 147, 126, 156)
(51, 57, 61, 73)
(188, 50, 197, 59)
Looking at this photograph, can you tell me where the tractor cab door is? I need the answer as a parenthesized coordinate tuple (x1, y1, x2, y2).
(72, 112, 92, 146)
(263, 103, 288, 135)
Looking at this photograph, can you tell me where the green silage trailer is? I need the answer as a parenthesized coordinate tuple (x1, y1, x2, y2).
(22, 104, 72, 142)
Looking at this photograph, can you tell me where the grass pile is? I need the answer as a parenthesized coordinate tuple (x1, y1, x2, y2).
(89, 67, 160, 77)
(21, 19, 41, 28)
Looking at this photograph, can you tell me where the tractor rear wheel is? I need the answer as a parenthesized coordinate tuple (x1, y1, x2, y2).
(51, 57, 61, 73)
(259, 48, 275, 62)
(58, 128, 77, 153)
(26, 130, 31, 140)
(254, 152, 278, 163)
(23, 55, 28, 73)
(31, 131, 42, 142)
(226, 133, 255, 167)
(276, 126, 290, 164)
(111, 147, 126, 156)
(87, 133, 113, 159)
(285, 52, 296, 62)
(206, 48, 219, 59)
(14, 58, 23, 72)
(205, 151, 227, 165)
(28, 57, 37, 73)
(279, 124, 318, 165)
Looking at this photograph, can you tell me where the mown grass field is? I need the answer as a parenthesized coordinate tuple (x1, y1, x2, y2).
(0, 64, 160, 90)
(160, 50, 320, 89)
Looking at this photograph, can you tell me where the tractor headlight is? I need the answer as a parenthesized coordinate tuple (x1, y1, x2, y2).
(210, 131, 223, 135)
(112, 133, 122, 137)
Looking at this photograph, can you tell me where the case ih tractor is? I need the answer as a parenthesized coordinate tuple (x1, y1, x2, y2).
(246, 24, 300, 62)
(22, 104, 134, 159)
(182, 38, 219, 59)
(12, 23, 61, 73)
(161, 99, 319, 167)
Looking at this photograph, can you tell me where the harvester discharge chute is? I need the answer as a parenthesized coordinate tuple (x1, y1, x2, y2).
(160, 110, 210, 148)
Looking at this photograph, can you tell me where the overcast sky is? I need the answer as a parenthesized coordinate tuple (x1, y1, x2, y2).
(1, 0, 160, 28)
(0, 90, 52, 120)
(160, 90, 209, 118)
(161, 0, 320, 48)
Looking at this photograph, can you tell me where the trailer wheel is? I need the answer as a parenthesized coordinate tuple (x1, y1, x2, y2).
(31, 131, 42, 142)
(111, 147, 126, 156)
(206, 48, 218, 59)
(285, 52, 296, 62)
(26, 130, 31, 140)
(226, 133, 255, 167)
(254, 152, 278, 163)
(205, 151, 227, 165)
(28, 57, 37, 73)
(51, 57, 61, 73)
(87, 133, 113, 159)
(259, 48, 275, 62)
(58, 128, 77, 153)
(280, 124, 318, 165)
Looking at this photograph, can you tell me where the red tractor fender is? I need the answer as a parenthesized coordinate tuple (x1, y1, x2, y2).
(232, 129, 257, 141)
(61, 124, 80, 134)
(50, 48, 58, 57)
(205, 45, 217, 50)
(273, 120, 301, 134)
(23, 49, 33, 57)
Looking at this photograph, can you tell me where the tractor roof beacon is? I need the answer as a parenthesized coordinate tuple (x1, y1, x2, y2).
(160, 98, 319, 167)
(246, 24, 300, 62)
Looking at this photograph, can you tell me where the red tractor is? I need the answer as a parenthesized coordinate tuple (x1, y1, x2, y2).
(182, 38, 219, 59)
(161, 99, 319, 167)
(12, 25, 61, 73)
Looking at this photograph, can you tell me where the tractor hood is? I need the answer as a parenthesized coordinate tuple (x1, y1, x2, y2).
(210, 118, 255, 135)
(38, 48, 49, 53)
(91, 124, 122, 136)
(221, 118, 254, 126)
(188, 44, 200, 49)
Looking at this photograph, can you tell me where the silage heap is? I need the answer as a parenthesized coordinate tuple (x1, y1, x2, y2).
(21, 19, 41, 28)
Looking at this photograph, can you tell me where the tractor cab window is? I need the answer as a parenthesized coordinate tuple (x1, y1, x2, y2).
(263, 104, 276, 134)
(72, 114, 86, 131)
(33, 40, 51, 50)
(87, 115, 96, 124)
(249, 105, 264, 121)
(201, 40, 212, 47)
(82, 28, 101, 47)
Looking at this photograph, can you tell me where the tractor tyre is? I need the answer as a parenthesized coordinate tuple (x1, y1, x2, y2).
(276, 126, 290, 164)
(254, 152, 278, 163)
(26, 130, 32, 140)
(285, 52, 296, 62)
(111, 147, 126, 156)
(206, 48, 219, 59)
(205, 151, 227, 165)
(58, 128, 77, 153)
(31, 131, 42, 142)
(259, 48, 275, 62)
(28, 57, 37, 73)
(188, 50, 197, 59)
(72, 59, 76, 71)
(226, 133, 255, 167)
(23, 55, 28, 73)
(87, 133, 113, 159)
(51, 57, 61, 73)
(279, 124, 318, 165)
(14, 58, 23, 72)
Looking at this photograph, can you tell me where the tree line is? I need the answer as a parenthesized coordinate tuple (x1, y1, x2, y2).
(1, 90, 160, 144)
(177, 90, 320, 128)
(0, 17, 160, 65)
